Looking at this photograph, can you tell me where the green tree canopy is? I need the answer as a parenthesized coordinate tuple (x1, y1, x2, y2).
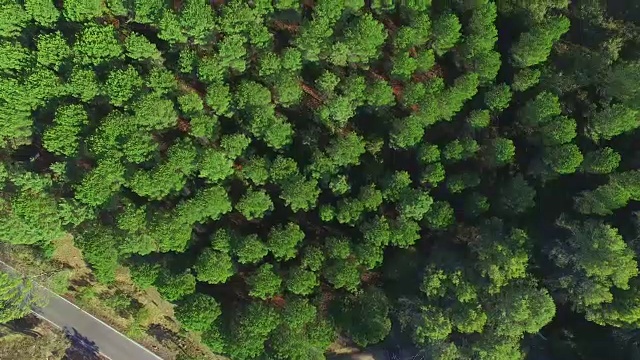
(175, 293, 222, 332)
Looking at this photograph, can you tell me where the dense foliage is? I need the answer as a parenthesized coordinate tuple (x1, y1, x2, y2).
(3, 0, 640, 359)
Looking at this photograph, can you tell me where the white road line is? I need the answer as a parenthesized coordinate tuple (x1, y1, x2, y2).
(0, 259, 161, 360)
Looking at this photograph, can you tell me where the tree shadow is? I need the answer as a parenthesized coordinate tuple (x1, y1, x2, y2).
(148, 323, 179, 344)
(69, 277, 92, 288)
(0, 315, 41, 338)
(63, 326, 101, 360)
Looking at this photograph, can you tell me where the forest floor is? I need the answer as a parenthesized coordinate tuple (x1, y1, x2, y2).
(0, 237, 223, 360)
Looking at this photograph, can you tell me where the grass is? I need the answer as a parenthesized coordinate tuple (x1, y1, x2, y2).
(0, 316, 70, 360)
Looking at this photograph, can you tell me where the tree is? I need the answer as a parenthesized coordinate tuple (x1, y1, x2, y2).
(459, 2, 498, 56)
(550, 219, 638, 310)
(125, 33, 161, 61)
(497, 0, 569, 21)
(473, 219, 530, 292)
(326, 132, 366, 167)
(0, 1, 30, 38)
(389, 217, 421, 248)
(130, 0, 164, 23)
(74, 24, 123, 65)
(437, 74, 480, 121)
(223, 301, 279, 359)
(511, 16, 570, 68)
(227, 232, 267, 264)
(74, 227, 120, 283)
(62, 0, 103, 22)
(156, 270, 197, 302)
(603, 60, 640, 107)
(106, 0, 127, 16)
(221, 134, 251, 159)
(74, 158, 126, 207)
(446, 172, 481, 193)
(390, 115, 425, 149)
(391, 52, 418, 80)
(0, 41, 29, 74)
(465, 192, 490, 218)
(431, 13, 462, 55)
(324, 259, 361, 292)
(329, 13, 387, 66)
(442, 140, 464, 163)
(36, 32, 70, 70)
(104, 66, 144, 106)
(355, 241, 384, 270)
(519, 91, 561, 126)
(267, 223, 305, 261)
(325, 237, 351, 260)
(581, 147, 621, 174)
(484, 84, 512, 112)
(467, 109, 491, 128)
(198, 149, 234, 183)
(179, 0, 217, 44)
(282, 297, 317, 331)
(273, 73, 303, 106)
(383, 171, 412, 201)
(247, 264, 281, 300)
(542, 144, 583, 175)
(397, 189, 433, 221)
(66, 67, 100, 102)
(175, 293, 221, 332)
(496, 175, 536, 215)
(301, 246, 325, 272)
(286, 266, 319, 296)
(235, 189, 273, 220)
(176, 187, 232, 224)
(270, 156, 298, 182)
(0, 272, 40, 323)
(43, 104, 88, 157)
(511, 68, 541, 91)
(178, 92, 204, 117)
(194, 248, 235, 284)
(333, 288, 391, 347)
(147, 67, 177, 94)
(393, 13, 430, 50)
(537, 115, 577, 145)
(424, 201, 455, 230)
(158, 9, 187, 44)
(241, 156, 270, 185)
(127, 261, 161, 289)
(588, 104, 640, 141)
(280, 175, 320, 212)
(366, 80, 395, 107)
(482, 137, 515, 167)
(128, 140, 198, 199)
(217, 34, 247, 73)
(574, 181, 630, 216)
(484, 280, 556, 338)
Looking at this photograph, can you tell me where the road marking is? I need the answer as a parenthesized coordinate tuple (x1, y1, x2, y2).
(0, 259, 161, 360)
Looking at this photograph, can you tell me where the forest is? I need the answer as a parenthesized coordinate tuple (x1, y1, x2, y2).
(2, 0, 640, 359)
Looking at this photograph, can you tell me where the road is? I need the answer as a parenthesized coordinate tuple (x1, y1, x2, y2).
(0, 260, 163, 360)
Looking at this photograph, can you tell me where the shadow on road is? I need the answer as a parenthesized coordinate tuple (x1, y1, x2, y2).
(63, 326, 102, 360)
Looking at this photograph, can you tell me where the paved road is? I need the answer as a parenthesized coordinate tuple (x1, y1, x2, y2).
(0, 260, 162, 360)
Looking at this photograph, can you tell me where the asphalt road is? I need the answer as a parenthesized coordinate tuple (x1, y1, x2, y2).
(0, 260, 162, 360)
